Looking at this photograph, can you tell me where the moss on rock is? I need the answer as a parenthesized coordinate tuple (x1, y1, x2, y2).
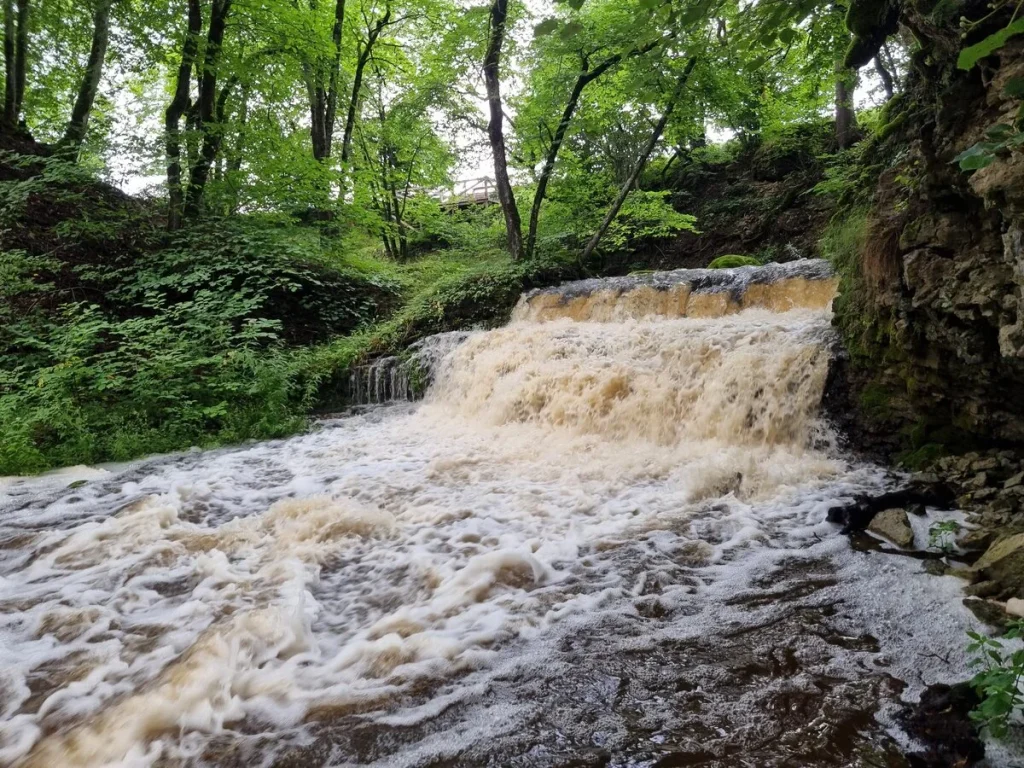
(708, 254, 762, 269)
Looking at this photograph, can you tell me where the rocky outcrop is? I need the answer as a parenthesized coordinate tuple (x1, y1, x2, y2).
(835, 1, 1024, 453)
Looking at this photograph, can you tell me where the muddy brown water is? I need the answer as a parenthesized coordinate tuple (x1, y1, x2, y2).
(0, 261, 1018, 767)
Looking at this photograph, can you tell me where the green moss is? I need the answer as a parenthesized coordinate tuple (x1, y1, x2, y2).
(708, 254, 763, 269)
(858, 382, 899, 415)
(897, 443, 948, 470)
(877, 112, 909, 141)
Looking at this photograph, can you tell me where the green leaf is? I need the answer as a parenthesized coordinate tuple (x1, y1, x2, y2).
(955, 141, 1001, 171)
(558, 20, 585, 39)
(778, 28, 798, 45)
(1005, 77, 1024, 99)
(533, 18, 560, 37)
(986, 123, 1015, 141)
(958, 18, 1024, 70)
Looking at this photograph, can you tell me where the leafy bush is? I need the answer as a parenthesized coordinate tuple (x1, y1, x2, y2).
(0, 157, 400, 474)
(967, 619, 1024, 738)
(708, 254, 762, 268)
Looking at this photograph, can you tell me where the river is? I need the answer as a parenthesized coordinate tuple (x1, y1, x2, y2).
(0, 261, 1011, 767)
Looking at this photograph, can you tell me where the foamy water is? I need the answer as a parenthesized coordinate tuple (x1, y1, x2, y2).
(0, 264, 1009, 767)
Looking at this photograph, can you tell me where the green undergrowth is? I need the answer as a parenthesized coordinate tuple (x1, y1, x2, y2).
(0, 175, 580, 475)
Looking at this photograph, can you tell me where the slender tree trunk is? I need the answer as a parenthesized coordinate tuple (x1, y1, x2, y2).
(484, 0, 523, 260)
(524, 73, 587, 259)
(226, 83, 249, 213)
(339, 8, 388, 169)
(2, 0, 14, 130)
(306, 73, 328, 160)
(165, 0, 202, 231)
(185, 0, 233, 220)
(62, 0, 113, 150)
(582, 56, 697, 263)
(835, 62, 857, 150)
(524, 38, 662, 259)
(304, 0, 345, 162)
(12, 0, 27, 120)
(384, 152, 405, 259)
(659, 147, 682, 183)
(874, 55, 894, 100)
(325, 0, 344, 149)
(358, 130, 395, 256)
(2, 0, 27, 131)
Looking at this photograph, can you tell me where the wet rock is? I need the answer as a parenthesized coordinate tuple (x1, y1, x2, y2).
(868, 508, 915, 548)
(960, 528, 995, 552)
(965, 472, 990, 490)
(972, 533, 1024, 598)
(827, 488, 953, 534)
(900, 682, 984, 768)
(964, 580, 1001, 598)
(1006, 597, 1024, 618)
(907, 502, 927, 516)
(1004, 471, 1024, 489)
(963, 597, 1011, 631)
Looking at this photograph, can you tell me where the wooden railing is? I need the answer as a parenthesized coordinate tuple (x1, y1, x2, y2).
(417, 177, 498, 209)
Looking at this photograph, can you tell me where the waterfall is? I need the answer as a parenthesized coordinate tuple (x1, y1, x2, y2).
(346, 331, 471, 405)
(0, 259, 988, 768)
(511, 258, 838, 323)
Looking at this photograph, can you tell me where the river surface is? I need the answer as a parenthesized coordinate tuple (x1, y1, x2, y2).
(0, 263, 1013, 767)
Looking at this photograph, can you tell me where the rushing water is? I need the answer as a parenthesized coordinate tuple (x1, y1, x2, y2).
(0, 261, 1011, 767)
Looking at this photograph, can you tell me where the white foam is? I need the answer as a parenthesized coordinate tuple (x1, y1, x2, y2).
(0, 302, 1011, 766)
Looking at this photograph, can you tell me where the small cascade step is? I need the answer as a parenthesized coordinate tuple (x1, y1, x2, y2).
(347, 331, 471, 406)
(513, 258, 837, 323)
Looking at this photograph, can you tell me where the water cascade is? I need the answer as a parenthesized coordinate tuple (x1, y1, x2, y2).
(0, 260, 998, 767)
(347, 332, 471, 405)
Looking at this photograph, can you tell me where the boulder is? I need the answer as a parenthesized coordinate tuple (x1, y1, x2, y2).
(960, 528, 996, 552)
(972, 533, 1024, 598)
(868, 508, 915, 548)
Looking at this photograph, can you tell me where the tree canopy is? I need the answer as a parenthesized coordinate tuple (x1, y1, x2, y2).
(0, 0, 912, 256)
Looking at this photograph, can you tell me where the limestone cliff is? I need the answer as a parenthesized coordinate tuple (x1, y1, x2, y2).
(834, 0, 1024, 457)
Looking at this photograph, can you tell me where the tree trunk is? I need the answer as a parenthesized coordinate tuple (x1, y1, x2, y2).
(2, 0, 14, 130)
(62, 0, 113, 150)
(484, 0, 523, 260)
(339, 6, 389, 170)
(306, 73, 329, 160)
(835, 62, 857, 150)
(524, 72, 587, 259)
(165, 0, 202, 231)
(2, 0, 27, 131)
(874, 54, 894, 100)
(304, 0, 345, 162)
(325, 0, 344, 150)
(12, 0, 27, 120)
(226, 83, 249, 213)
(524, 38, 662, 259)
(184, 0, 233, 220)
(582, 56, 697, 263)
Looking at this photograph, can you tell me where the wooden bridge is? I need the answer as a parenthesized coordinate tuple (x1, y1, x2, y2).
(424, 177, 498, 210)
